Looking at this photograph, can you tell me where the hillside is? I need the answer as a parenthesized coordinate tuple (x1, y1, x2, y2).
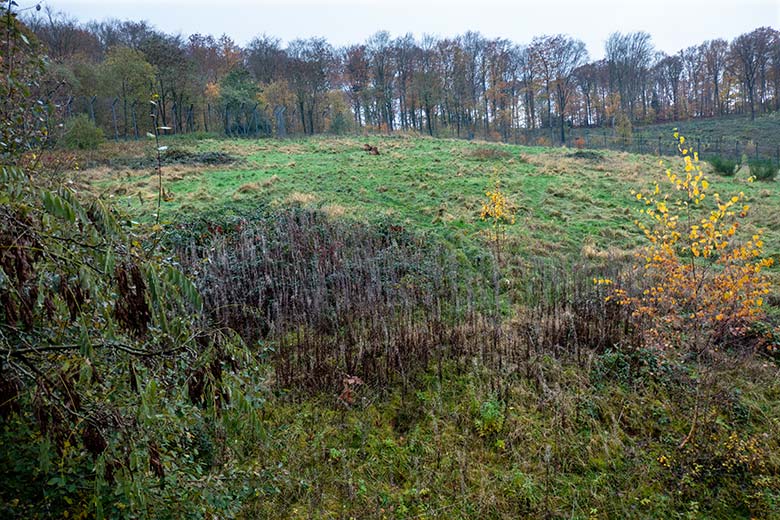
(81, 134, 780, 274)
(3, 132, 780, 519)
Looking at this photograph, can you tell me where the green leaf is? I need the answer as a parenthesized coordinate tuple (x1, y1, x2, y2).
(41, 190, 76, 223)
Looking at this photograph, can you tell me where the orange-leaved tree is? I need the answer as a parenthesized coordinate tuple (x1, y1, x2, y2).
(600, 131, 773, 353)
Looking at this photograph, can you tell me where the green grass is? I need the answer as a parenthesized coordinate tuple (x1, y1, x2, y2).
(633, 112, 780, 151)
(236, 354, 780, 519)
(84, 134, 780, 265)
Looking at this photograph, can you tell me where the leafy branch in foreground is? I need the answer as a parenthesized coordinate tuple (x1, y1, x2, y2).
(1, 11, 263, 518)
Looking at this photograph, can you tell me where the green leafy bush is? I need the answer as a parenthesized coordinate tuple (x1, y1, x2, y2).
(748, 159, 778, 181)
(708, 156, 738, 176)
(474, 399, 505, 437)
(60, 114, 105, 150)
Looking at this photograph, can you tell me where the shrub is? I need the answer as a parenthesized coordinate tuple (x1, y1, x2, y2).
(603, 132, 774, 352)
(59, 114, 105, 150)
(474, 399, 504, 438)
(748, 159, 778, 181)
(708, 156, 738, 176)
(480, 180, 516, 263)
(615, 111, 633, 144)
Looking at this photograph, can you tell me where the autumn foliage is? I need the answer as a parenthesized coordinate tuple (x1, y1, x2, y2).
(601, 132, 774, 352)
(480, 181, 515, 262)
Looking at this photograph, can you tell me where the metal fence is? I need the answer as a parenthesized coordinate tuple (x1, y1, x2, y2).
(522, 129, 780, 166)
(62, 95, 273, 140)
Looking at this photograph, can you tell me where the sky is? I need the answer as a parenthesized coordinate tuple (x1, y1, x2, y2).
(34, 0, 780, 59)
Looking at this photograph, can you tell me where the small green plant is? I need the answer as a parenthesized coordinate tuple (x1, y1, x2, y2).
(474, 399, 504, 437)
(59, 114, 104, 150)
(748, 159, 778, 181)
(708, 156, 738, 176)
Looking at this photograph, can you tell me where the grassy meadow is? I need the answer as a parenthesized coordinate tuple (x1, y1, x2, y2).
(83, 134, 780, 260)
(6, 135, 780, 520)
(20, 134, 775, 519)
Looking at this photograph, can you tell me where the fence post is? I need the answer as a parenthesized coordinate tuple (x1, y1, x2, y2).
(639, 135, 643, 154)
(657, 136, 661, 156)
(187, 104, 194, 133)
(88, 96, 96, 123)
(131, 101, 139, 140)
(110, 97, 119, 142)
(603, 132, 607, 147)
(172, 103, 178, 134)
(696, 138, 700, 158)
(776, 145, 779, 167)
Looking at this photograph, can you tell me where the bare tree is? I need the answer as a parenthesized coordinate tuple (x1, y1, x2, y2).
(657, 53, 684, 121)
(246, 34, 285, 84)
(605, 32, 654, 120)
(287, 38, 335, 134)
(366, 31, 395, 132)
(730, 27, 774, 120)
(702, 39, 728, 116)
(551, 36, 588, 143)
(529, 35, 587, 143)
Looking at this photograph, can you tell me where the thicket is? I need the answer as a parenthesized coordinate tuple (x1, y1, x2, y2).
(1, 10, 264, 518)
(170, 210, 631, 392)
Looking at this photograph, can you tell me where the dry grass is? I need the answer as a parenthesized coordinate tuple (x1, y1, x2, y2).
(262, 174, 280, 187)
(236, 182, 262, 194)
(285, 191, 317, 205)
(321, 203, 348, 218)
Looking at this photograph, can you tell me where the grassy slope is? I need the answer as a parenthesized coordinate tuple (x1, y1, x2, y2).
(85, 134, 780, 261)
(632, 112, 780, 150)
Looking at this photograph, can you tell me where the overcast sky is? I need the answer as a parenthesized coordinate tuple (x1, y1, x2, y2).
(39, 0, 780, 59)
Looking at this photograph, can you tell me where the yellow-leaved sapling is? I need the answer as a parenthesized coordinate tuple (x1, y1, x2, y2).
(598, 131, 773, 354)
(480, 180, 515, 263)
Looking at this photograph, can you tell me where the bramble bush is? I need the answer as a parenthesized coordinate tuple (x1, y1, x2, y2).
(600, 131, 774, 353)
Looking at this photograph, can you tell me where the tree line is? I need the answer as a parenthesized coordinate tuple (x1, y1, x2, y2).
(26, 8, 780, 142)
